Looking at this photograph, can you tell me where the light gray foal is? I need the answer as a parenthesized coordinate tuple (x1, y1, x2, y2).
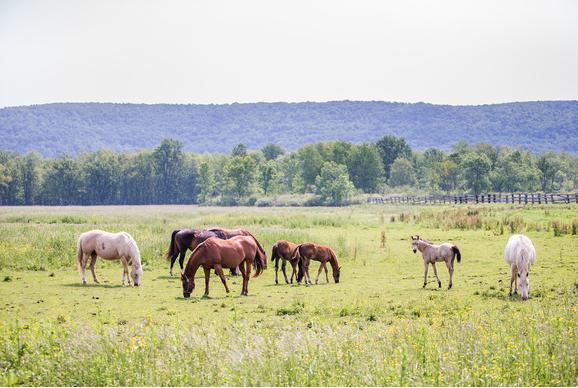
(411, 235, 461, 289)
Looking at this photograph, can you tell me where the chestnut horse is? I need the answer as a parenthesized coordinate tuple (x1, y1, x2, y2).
(180, 235, 267, 298)
(166, 227, 266, 276)
(271, 240, 300, 284)
(295, 243, 341, 284)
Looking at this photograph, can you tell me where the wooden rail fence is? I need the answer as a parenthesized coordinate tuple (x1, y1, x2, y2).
(367, 193, 578, 205)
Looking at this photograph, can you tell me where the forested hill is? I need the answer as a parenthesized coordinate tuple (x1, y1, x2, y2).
(1, 100, 577, 156)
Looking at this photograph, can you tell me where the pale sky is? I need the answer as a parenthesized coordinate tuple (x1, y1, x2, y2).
(0, 0, 577, 108)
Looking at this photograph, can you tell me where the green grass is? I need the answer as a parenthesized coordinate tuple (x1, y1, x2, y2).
(0, 204, 576, 386)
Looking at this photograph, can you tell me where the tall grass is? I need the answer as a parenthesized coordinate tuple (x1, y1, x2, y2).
(1, 297, 575, 386)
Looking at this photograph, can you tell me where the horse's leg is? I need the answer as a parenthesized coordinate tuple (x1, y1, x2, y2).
(214, 264, 230, 294)
(178, 249, 187, 275)
(89, 253, 99, 284)
(274, 256, 279, 284)
(315, 262, 324, 284)
(238, 260, 247, 294)
(423, 262, 429, 288)
(445, 260, 454, 289)
(203, 267, 210, 297)
(121, 257, 130, 286)
(80, 253, 89, 285)
(324, 262, 329, 283)
(305, 261, 312, 285)
(289, 262, 295, 283)
(512, 265, 518, 295)
(509, 266, 516, 296)
(432, 262, 441, 288)
(244, 261, 253, 295)
(281, 260, 290, 284)
(169, 249, 179, 276)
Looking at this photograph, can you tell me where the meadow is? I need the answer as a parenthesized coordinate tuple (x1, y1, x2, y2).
(0, 204, 576, 386)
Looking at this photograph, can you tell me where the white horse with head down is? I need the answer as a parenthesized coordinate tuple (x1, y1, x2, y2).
(76, 230, 143, 286)
(504, 234, 536, 300)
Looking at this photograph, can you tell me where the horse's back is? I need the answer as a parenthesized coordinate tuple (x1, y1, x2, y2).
(79, 230, 132, 259)
(505, 234, 536, 265)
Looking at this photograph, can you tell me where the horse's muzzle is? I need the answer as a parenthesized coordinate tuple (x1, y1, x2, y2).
(183, 293, 191, 299)
(413, 249, 416, 253)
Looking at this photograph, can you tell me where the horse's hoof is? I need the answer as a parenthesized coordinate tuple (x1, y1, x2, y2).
(448, 285, 452, 290)
(438, 282, 441, 288)
(202, 294, 209, 299)
(94, 280, 100, 284)
(82, 281, 87, 285)
(423, 284, 426, 288)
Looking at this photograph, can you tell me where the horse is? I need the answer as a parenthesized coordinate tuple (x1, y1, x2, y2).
(180, 235, 267, 298)
(76, 230, 143, 286)
(294, 243, 341, 284)
(271, 240, 300, 284)
(411, 235, 461, 289)
(504, 234, 536, 300)
(166, 227, 266, 276)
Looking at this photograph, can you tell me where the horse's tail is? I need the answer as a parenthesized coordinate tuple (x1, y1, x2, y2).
(271, 243, 280, 268)
(452, 245, 461, 263)
(295, 245, 305, 283)
(165, 230, 180, 262)
(252, 239, 266, 278)
(245, 231, 268, 269)
(76, 236, 83, 273)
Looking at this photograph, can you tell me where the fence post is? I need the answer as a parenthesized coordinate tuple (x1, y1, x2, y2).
(567, 194, 570, 204)
(537, 193, 541, 204)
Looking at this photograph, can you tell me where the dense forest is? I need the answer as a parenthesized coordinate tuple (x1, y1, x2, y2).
(1, 101, 577, 156)
(0, 135, 576, 206)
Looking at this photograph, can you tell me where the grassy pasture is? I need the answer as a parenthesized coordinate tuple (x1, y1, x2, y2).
(0, 204, 576, 386)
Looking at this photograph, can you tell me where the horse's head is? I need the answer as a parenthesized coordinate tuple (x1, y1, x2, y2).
(181, 272, 194, 298)
(131, 265, 143, 286)
(333, 265, 342, 283)
(517, 266, 530, 300)
(411, 235, 420, 253)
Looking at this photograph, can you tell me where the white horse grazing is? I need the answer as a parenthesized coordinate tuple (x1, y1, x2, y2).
(76, 230, 143, 286)
(504, 234, 536, 300)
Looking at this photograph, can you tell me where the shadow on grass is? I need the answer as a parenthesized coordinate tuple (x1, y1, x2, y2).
(63, 283, 124, 289)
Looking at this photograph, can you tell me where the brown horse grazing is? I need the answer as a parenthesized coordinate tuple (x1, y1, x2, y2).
(180, 235, 267, 298)
(411, 235, 461, 289)
(271, 240, 300, 284)
(294, 243, 341, 284)
(166, 227, 266, 276)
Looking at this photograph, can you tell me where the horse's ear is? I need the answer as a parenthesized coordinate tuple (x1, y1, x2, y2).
(338, 266, 342, 270)
(415, 235, 420, 240)
(411, 235, 416, 240)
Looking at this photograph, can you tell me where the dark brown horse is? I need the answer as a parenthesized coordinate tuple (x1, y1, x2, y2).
(295, 243, 341, 284)
(180, 235, 267, 298)
(271, 240, 300, 284)
(166, 227, 267, 276)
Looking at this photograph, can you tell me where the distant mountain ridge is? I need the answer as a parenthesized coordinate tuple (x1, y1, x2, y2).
(1, 100, 577, 156)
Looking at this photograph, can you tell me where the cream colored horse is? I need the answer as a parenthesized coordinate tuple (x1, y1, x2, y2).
(411, 235, 461, 289)
(504, 234, 536, 300)
(76, 230, 143, 286)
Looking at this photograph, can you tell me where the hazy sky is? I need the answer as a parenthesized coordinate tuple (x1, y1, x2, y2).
(1, 0, 577, 107)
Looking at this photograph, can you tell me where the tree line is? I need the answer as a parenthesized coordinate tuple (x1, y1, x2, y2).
(0, 135, 576, 206)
